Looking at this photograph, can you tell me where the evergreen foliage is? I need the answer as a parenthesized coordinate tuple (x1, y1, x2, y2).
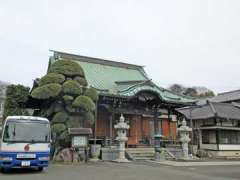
(84, 87, 98, 102)
(39, 73, 65, 86)
(62, 80, 82, 95)
(51, 124, 66, 134)
(85, 111, 95, 125)
(62, 95, 74, 105)
(74, 76, 88, 86)
(58, 130, 71, 147)
(48, 60, 85, 77)
(72, 95, 96, 111)
(30, 59, 97, 157)
(52, 111, 69, 123)
(3, 84, 30, 118)
(31, 83, 62, 99)
(66, 117, 81, 128)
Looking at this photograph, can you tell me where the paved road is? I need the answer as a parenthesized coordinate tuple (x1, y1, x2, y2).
(1, 161, 240, 180)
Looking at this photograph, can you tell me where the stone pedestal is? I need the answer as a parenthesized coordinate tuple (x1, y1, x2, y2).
(113, 114, 130, 163)
(90, 144, 101, 162)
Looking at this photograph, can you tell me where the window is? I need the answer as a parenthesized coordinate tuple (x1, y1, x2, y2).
(3, 120, 51, 143)
(202, 130, 216, 144)
(219, 130, 240, 144)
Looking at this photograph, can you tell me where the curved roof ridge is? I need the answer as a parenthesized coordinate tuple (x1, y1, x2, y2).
(153, 83, 196, 101)
(118, 79, 152, 93)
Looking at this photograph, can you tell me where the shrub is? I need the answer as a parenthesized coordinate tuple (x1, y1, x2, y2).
(3, 84, 30, 118)
(85, 111, 95, 125)
(48, 60, 85, 77)
(39, 73, 65, 86)
(72, 96, 96, 111)
(53, 103, 65, 113)
(58, 130, 71, 147)
(74, 76, 88, 86)
(66, 117, 81, 128)
(63, 95, 74, 105)
(65, 105, 76, 113)
(84, 87, 98, 102)
(31, 83, 62, 99)
(52, 112, 69, 123)
(51, 124, 66, 134)
(62, 80, 82, 95)
(5, 84, 29, 104)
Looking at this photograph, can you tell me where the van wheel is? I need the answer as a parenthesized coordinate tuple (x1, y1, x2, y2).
(0, 168, 8, 173)
(37, 167, 43, 172)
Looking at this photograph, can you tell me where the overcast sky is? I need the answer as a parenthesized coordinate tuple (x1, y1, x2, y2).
(0, 0, 240, 94)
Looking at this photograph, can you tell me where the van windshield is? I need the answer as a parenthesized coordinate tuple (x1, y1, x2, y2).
(3, 120, 50, 143)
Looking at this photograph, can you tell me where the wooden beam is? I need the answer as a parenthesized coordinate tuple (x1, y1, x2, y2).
(109, 114, 113, 146)
(153, 106, 158, 135)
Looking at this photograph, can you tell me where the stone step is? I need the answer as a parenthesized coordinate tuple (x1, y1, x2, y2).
(126, 149, 155, 153)
(126, 148, 155, 161)
(134, 157, 153, 160)
(126, 147, 154, 151)
(130, 154, 154, 157)
(127, 151, 155, 154)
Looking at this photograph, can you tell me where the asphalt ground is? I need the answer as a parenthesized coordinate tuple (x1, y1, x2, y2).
(1, 161, 240, 180)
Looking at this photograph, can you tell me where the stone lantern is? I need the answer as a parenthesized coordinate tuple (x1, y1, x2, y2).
(113, 114, 130, 162)
(177, 119, 192, 159)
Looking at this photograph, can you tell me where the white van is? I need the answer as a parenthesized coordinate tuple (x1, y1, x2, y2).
(0, 116, 51, 172)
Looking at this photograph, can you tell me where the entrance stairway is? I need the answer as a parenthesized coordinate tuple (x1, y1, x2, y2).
(126, 148, 155, 161)
(126, 146, 183, 161)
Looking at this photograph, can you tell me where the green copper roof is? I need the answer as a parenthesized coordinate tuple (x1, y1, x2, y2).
(77, 61, 147, 94)
(118, 82, 195, 103)
(49, 51, 195, 104)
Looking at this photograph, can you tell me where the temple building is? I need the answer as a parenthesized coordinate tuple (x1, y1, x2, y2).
(48, 51, 195, 147)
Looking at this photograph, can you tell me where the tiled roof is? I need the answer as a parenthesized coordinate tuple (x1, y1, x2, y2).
(50, 51, 195, 104)
(177, 101, 240, 120)
(197, 89, 240, 105)
(210, 89, 240, 103)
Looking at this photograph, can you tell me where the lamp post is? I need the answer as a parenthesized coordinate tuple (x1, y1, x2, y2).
(113, 114, 130, 163)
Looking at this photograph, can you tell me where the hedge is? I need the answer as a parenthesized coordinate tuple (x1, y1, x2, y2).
(72, 96, 96, 111)
(39, 73, 65, 86)
(84, 87, 98, 102)
(62, 80, 82, 95)
(48, 60, 85, 77)
(31, 83, 62, 99)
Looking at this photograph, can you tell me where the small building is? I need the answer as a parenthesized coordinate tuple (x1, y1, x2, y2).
(177, 101, 240, 158)
(49, 51, 195, 147)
